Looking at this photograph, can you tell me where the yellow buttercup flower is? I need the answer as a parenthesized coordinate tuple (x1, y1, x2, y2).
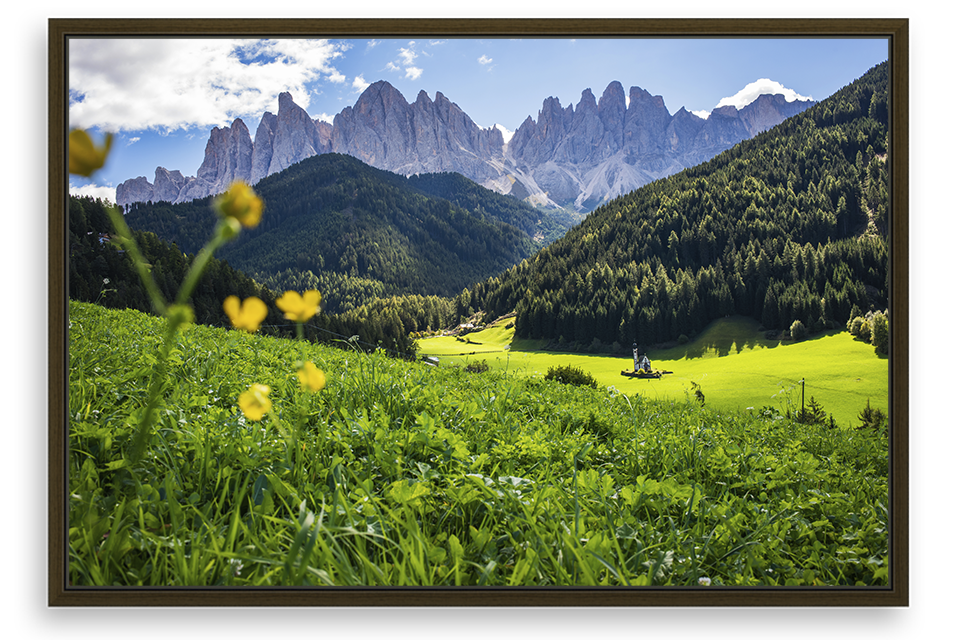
(276, 290, 322, 323)
(69, 128, 113, 177)
(238, 383, 271, 421)
(214, 181, 263, 228)
(297, 361, 326, 392)
(223, 295, 268, 332)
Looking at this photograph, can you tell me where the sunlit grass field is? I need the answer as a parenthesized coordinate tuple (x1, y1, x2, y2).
(419, 315, 888, 427)
(67, 301, 888, 587)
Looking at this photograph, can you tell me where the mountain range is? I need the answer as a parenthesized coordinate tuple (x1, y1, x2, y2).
(116, 80, 814, 212)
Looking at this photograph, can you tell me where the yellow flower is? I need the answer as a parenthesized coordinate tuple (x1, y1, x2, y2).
(276, 290, 322, 323)
(297, 361, 326, 392)
(223, 295, 268, 332)
(238, 383, 271, 421)
(69, 128, 113, 177)
(214, 181, 263, 228)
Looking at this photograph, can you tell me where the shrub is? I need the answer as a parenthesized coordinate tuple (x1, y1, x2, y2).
(858, 399, 887, 432)
(813, 316, 826, 333)
(465, 359, 489, 374)
(677, 334, 689, 345)
(690, 381, 705, 406)
(545, 364, 598, 388)
(790, 319, 808, 341)
(798, 396, 827, 425)
(870, 312, 889, 354)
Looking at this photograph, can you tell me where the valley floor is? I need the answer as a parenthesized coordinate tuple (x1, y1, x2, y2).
(419, 315, 888, 428)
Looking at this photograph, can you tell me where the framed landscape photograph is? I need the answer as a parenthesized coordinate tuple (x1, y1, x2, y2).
(49, 18, 908, 606)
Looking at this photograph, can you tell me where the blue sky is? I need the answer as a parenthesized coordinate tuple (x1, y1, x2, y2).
(68, 37, 888, 202)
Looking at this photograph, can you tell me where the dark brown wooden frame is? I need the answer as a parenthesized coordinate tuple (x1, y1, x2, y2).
(49, 18, 908, 607)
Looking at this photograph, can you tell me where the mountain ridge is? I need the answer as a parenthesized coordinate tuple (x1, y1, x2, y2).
(121, 153, 552, 305)
(116, 80, 814, 212)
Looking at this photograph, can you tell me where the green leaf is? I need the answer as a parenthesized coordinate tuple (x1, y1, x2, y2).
(252, 473, 269, 506)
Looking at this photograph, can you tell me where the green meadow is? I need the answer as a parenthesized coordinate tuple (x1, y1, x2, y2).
(419, 315, 888, 427)
(68, 301, 889, 587)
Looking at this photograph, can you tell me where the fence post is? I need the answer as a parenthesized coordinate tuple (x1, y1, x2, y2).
(800, 378, 805, 422)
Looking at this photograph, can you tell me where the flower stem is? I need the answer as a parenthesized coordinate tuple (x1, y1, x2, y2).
(175, 227, 228, 307)
(105, 205, 167, 316)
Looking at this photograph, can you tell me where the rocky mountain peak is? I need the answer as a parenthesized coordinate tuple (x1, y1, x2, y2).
(115, 80, 815, 213)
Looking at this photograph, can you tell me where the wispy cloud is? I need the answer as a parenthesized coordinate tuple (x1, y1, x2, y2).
(352, 75, 370, 93)
(384, 43, 424, 82)
(478, 55, 493, 65)
(399, 46, 418, 67)
(69, 39, 348, 132)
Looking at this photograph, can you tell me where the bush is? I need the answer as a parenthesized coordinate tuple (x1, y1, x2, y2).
(790, 319, 808, 341)
(870, 312, 889, 354)
(677, 334, 689, 345)
(858, 399, 887, 432)
(545, 364, 598, 388)
(465, 360, 489, 374)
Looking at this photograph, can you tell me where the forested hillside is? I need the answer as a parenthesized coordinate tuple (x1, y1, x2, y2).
(122, 154, 556, 308)
(405, 171, 569, 245)
(69, 195, 427, 356)
(468, 62, 890, 348)
(69, 195, 283, 328)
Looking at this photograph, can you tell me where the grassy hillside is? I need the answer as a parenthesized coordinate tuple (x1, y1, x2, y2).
(67, 301, 888, 587)
(419, 315, 887, 427)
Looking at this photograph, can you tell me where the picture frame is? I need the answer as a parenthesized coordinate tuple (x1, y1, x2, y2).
(46, 10, 923, 607)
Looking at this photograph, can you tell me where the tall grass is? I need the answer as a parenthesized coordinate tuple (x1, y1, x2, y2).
(68, 301, 888, 587)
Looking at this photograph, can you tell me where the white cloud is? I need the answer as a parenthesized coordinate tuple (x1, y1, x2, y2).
(328, 71, 346, 84)
(382, 44, 424, 82)
(691, 110, 710, 120)
(126, 137, 140, 145)
(715, 79, 814, 111)
(69, 38, 347, 132)
(70, 182, 117, 204)
(366, 39, 381, 49)
(352, 76, 370, 93)
(494, 124, 514, 144)
(478, 54, 493, 65)
(398, 46, 418, 67)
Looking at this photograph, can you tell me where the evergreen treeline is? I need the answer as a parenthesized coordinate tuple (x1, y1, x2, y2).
(68, 195, 426, 357)
(467, 62, 891, 348)
(306, 294, 454, 357)
(121, 154, 554, 308)
(68, 195, 282, 328)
